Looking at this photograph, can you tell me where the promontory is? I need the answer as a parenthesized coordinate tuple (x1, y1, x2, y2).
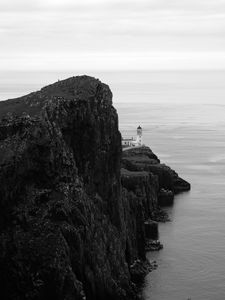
(0, 76, 190, 300)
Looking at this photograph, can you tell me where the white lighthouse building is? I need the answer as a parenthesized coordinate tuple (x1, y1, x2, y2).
(122, 125, 143, 148)
(136, 125, 142, 146)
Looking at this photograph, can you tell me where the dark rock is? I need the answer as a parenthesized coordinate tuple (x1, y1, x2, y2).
(145, 240, 163, 252)
(121, 168, 158, 261)
(151, 208, 170, 223)
(174, 177, 191, 194)
(144, 220, 158, 240)
(121, 168, 158, 218)
(158, 188, 174, 207)
(0, 76, 133, 300)
(122, 147, 191, 195)
(130, 259, 155, 284)
(0, 75, 191, 300)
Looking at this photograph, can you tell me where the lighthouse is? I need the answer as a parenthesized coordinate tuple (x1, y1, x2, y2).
(121, 125, 143, 148)
(136, 125, 142, 146)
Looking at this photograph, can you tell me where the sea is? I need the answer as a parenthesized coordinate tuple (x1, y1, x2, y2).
(1, 70, 225, 300)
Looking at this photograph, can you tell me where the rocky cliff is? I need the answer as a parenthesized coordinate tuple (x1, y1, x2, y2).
(122, 146, 190, 200)
(0, 76, 190, 300)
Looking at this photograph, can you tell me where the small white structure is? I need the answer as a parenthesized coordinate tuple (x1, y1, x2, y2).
(122, 125, 143, 148)
(136, 125, 142, 146)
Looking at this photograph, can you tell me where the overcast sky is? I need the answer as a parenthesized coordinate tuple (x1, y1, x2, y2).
(1, 0, 225, 71)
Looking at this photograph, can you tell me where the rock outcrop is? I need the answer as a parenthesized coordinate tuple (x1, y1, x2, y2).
(0, 76, 190, 300)
(121, 146, 190, 203)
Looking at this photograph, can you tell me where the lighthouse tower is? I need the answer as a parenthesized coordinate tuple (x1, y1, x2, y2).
(136, 125, 142, 146)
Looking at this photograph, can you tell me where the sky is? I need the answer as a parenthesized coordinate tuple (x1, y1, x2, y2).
(1, 0, 225, 71)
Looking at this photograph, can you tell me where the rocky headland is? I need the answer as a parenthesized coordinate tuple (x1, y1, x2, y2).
(0, 76, 190, 300)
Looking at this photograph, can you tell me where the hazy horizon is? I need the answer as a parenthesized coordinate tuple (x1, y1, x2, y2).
(1, 0, 225, 72)
(1, 69, 225, 104)
(1, 0, 225, 103)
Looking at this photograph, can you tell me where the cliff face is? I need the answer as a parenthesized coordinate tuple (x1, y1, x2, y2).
(121, 169, 158, 263)
(122, 146, 190, 198)
(0, 76, 190, 300)
(0, 76, 130, 300)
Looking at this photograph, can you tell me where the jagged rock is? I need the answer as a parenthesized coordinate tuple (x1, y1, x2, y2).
(144, 220, 158, 240)
(0, 76, 135, 300)
(121, 168, 159, 261)
(145, 240, 163, 252)
(121, 168, 158, 218)
(121, 146, 191, 202)
(130, 259, 155, 284)
(173, 176, 191, 194)
(0, 76, 191, 300)
(120, 142, 190, 259)
(151, 208, 170, 223)
(158, 188, 174, 206)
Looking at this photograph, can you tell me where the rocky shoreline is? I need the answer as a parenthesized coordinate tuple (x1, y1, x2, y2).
(0, 76, 190, 300)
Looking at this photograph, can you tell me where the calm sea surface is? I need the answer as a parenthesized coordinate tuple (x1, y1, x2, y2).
(116, 102, 225, 300)
(1, 70, 225, 300)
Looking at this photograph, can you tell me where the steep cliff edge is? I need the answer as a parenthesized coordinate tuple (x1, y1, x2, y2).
(122, 146, 190, 204)
(0, 76, 190, 300)
(0, 76, 131, 300)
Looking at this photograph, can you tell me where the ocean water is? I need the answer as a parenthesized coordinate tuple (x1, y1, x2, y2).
(1, 70, 225, 300)
(116, 102, 225, 300)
